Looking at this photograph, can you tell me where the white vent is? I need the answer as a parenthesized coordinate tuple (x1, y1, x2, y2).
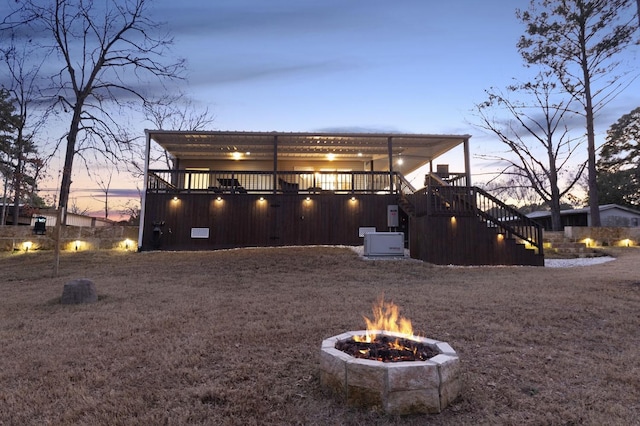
(363, 232, 404, 256)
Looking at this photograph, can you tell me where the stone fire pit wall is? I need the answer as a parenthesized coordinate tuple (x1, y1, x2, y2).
(320, 330, 460, 415)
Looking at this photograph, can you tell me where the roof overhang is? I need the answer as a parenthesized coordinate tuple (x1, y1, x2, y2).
(146, 130, 470, 174)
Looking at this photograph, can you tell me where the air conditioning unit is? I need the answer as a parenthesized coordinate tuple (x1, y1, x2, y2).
(363, 232, 405, 256)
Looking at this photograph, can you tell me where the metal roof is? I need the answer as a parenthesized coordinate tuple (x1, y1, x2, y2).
(146, 130, 470, 174)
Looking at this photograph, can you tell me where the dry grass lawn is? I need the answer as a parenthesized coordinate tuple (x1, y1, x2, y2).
(1, 246, 640, 425)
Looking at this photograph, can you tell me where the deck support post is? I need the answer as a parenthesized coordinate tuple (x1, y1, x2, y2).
(138, 130, 152, 251)
(387, 136, 394, 193)
(272, 135, 278, 195)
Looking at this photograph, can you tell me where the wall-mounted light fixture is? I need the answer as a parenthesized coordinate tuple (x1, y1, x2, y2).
(305, 196, 311, 202)
(497, 233, 504, 242)
(216, 196, 223, 202)
(350, 196, 357, 202)
(258, 196, 265, 202)
(450, 216, 457, 225)
(172, 196, 179, 202)
(327, 153, 335, 161)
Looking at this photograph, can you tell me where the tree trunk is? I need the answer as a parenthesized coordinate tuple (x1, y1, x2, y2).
(53, 107, 81, 276)
(580, 21, 601, 227)
(11, 152, 22, 227)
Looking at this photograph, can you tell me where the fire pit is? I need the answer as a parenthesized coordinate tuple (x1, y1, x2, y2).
(320, 297, 460, 415)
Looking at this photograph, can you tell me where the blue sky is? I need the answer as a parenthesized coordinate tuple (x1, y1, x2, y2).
(2, 0, 639, 217)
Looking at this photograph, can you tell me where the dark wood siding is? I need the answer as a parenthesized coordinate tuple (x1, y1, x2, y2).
(409, 215, 543, 266)
(142, 193, 400, 250)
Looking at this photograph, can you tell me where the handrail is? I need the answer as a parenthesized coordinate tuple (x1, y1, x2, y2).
(396, 173, 417, 194)
(424, 185, 543, 255)
(146, 169, 405, 194)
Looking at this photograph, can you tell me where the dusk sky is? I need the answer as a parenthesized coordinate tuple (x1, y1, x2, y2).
(2, 0, 639, 218)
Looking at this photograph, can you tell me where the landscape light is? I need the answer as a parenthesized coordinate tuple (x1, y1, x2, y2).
(23, 241, 33, 252)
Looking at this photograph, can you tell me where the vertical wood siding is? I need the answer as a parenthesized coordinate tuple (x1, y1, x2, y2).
(142, 193, 400, 250)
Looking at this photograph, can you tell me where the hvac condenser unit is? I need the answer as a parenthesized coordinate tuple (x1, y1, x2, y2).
(363, 232, 405, 256)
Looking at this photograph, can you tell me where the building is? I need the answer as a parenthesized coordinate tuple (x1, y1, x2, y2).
(527, 204, 640, 230)
(138, 130, 544, 266)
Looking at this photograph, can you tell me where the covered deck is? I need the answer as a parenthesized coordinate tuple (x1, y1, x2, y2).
(139, 131, 471, 250)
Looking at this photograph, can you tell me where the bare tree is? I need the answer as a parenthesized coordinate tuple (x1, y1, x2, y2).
(517, 0, 639, 226)
(69, 197, 89, 216)
(139, 92, 215, 170)
(474, 74, 585, 231)
(0, 33, 49, 227)
(2, 0, 183, 274)
(92, 168, 113, 220)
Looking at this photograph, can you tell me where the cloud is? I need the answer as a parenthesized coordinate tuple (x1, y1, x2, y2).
(188, 58, 358, 86)
(151, 1, 369, 38)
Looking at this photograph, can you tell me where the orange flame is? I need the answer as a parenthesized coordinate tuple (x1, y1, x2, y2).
(354, 295, 416, 343)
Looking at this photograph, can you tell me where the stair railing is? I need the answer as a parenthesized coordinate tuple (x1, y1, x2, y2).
(428, 185, 543, 255)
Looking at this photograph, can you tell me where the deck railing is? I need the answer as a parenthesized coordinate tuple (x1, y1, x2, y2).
(147, 170, 403, 194)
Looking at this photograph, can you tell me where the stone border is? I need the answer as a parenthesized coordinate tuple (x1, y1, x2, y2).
(320, 330, 460, 415)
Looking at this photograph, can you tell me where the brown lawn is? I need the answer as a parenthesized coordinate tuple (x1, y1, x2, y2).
(1, 246, 639, 425)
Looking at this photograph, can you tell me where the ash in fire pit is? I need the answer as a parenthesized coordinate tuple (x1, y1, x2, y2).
(336, 335, 438, 362)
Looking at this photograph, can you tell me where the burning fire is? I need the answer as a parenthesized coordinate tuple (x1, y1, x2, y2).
(353, 295, 417, 343)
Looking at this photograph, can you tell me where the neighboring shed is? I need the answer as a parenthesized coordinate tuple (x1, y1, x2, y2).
(527, 204, 640, 230)
(30, 210, 116, 228)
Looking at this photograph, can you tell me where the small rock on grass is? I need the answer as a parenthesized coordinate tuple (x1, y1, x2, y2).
(61, 278, 98, 305)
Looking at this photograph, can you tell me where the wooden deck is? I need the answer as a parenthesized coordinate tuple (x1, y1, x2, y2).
(141, 170, 543, 266)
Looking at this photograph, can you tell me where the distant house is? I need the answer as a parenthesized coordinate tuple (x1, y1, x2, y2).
(527, 204, 640, 230)
(1, 203, 33, 226)
(30, 210, 116, 228)
(138, 130, 546, 266)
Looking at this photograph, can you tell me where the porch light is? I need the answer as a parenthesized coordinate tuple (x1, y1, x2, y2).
(397, 158, 404, 165)
(258, 196, 265, 202)
(497, 233, 504, 241)
(216, 196, 223, 202)
(172, 196, 179, 202)
(305, 196, 311, 202)
(350, 196, 357, 202)
(22, 241, 33, 251)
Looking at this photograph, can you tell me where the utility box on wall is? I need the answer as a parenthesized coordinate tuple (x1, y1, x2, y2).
(363, 232, 405, 256)
(387, 205, 399, 227)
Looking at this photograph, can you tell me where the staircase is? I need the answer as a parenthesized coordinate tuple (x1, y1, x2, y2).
(396, 175, 544, 266)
